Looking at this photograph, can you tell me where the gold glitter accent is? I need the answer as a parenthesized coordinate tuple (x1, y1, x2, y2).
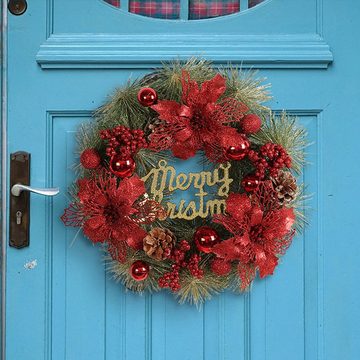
(141, 160, 232, 220)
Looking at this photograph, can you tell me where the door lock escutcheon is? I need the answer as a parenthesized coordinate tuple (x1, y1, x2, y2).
(9, 151, 60, 249)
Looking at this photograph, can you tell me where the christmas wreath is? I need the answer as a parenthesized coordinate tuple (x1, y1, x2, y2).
(62, 59, 307, 304)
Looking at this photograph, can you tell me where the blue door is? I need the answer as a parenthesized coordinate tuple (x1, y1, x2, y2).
(3, 0, 360, 359)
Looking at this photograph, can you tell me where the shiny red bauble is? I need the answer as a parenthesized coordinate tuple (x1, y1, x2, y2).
(226, 137, 250, 161)
(130, 260, 150, 281)
(137, 87, 158, 107)
(109, 154, 136, 178)
(241, 114, 262, 134)
(241, 174, 260, 192)
(80, 148, 101, 169)
(194, 226, 221, 253)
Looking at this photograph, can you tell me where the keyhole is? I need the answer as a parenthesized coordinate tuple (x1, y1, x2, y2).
(8, 0, 27, 16)
(16, 211, 22, 225)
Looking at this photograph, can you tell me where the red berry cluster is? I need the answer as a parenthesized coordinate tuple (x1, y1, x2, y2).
(158, 240, 204, 292)
(158, 264, 181, 292)
(172, 239, 191, 263)
(248, 143, 292, 179)
(100, 126, 148, 158)
(187, 254, 204, 279)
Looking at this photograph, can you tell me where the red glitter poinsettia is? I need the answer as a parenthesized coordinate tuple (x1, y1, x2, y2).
(212, 183, 295, 290)
(61, 172, 162, 262)
(149, 71, 248, 161)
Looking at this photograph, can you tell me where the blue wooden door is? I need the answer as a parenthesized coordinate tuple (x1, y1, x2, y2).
(4, 1, 360, 359)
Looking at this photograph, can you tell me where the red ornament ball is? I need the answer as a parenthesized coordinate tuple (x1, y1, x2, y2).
(80, 148, 101, 169)
(137, 87, 158, 107)
(109, 154, 136, 178)
(194, 226, 221, 253)
(241, 174, 260, 192)
(211, 258, 232, 276)
(130, 260, 150, 281)
(226, 137, 250, 161)
(241, 114, 262, 134)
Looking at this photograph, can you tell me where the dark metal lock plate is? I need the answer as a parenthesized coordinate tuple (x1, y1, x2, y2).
(8, 0, 27, 16)
(9, 151, 30, 248)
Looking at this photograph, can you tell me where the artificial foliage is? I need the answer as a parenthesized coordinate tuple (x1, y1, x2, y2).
(61, 59, 308, 305)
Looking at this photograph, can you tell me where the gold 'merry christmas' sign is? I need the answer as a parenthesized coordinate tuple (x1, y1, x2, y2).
(142, 160, 232, 220)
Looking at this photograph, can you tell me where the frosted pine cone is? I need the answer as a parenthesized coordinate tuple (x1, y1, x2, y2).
(143, 228, 176, 261)
(145, 117, 163, 138)
(271, 170, 297, 205)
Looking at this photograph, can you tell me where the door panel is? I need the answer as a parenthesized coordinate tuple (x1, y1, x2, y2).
(48, 111, 319, 360)
(5, 1, 360, 360)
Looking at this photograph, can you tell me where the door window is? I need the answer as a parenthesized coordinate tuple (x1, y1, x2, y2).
(104, 0, 266, 19)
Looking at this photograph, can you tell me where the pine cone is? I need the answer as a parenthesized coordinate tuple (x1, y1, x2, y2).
(144, 117, 164, 138)
(271, 170, 297, 205)
(143, 228, 176, 261)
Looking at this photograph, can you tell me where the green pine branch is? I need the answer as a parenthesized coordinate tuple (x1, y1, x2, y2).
(251, 111, 309, 174)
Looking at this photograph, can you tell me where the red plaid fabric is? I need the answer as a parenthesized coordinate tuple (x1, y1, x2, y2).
(129, 0, 180, 19)
(189, 0, 239, 19)
(104, 0, 265, 19)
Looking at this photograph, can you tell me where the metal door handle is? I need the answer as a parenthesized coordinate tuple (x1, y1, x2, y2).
(9, 151, 60, 249)
(11, 183, 60, 197)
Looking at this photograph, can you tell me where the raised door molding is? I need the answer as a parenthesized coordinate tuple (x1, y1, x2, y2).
(36, 0, 333, 70)
(36, 33, 333, 69)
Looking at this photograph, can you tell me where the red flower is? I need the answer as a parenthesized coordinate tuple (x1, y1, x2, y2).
(212, 185, 295, 290)
(61, 173, 152, 262)
(149, 71, 248, 161)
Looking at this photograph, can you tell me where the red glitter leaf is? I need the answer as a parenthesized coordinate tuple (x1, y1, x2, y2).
(60, 202, 83, 227)
(149, 72, 249, 162)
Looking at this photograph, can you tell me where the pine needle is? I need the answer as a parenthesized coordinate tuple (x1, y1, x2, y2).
(95, 79, 150, 130)
(141, 58, 216, 101)
(105, 248, 171, 293)
(135, 148, 171, 178)
(176, 269, 229, 305)
(288, 184, 312, 233)
(220, 66, 271, 115)
(251, 111, 309, 174)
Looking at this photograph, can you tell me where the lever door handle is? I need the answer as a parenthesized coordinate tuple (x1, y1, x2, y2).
(9, 151, 60, 249)
(11, 184, 60, 197)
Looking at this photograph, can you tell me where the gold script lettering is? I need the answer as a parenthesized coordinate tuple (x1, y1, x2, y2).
(141, 160, 232, 220)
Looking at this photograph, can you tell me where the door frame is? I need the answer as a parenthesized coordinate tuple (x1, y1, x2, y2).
(1, 0, 8, 359)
